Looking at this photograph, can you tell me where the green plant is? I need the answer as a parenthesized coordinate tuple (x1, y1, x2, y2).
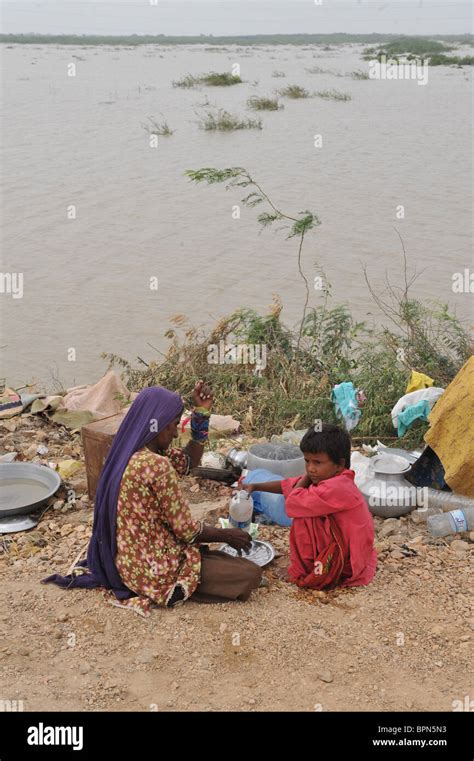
(350, 69, 369, 79)
(172, 73, 200, 88)
(142, 117, 174, 136)
(185, 166, 320, 349)
(362, 37, 454, 61)
(279, 84, 310, 98)
(428, 54, 474, 66)
(200, 71, 243, 85)
(102, 279, 471, 444)
(247, 95, 282, 111)
(198, 110, 262, 130)
(314, 89, 351, 101)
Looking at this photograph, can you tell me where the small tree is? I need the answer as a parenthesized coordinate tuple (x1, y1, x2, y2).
(185, 166, 320, 349)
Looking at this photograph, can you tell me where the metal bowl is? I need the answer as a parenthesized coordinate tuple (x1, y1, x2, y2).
(0, 514, 39, 534)
(0, 462, 61, 517)
(218, 540, 275, 567)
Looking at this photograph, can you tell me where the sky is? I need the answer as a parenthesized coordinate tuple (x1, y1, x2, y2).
(0, 0, 472, 37)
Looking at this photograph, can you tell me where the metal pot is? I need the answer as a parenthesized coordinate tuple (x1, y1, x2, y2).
(360, 454, 419, 518)
(226, 448, 248, 469)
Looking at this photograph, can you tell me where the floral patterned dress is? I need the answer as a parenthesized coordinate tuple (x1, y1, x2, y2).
(111, 446, 202, 616)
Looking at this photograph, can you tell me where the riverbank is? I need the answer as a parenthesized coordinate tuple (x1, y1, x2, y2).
(1, 411, 473, 712)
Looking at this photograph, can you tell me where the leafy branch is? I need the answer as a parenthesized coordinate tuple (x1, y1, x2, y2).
(184, 167, 321, 348)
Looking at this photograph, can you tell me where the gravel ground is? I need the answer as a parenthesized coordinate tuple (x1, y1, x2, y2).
(1, 413, 473, 712)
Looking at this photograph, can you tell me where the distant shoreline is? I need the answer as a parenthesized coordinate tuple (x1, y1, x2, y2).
(1, 32, 473, 46)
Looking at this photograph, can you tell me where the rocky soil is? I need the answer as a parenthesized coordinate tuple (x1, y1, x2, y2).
(1, 413, 473, 712)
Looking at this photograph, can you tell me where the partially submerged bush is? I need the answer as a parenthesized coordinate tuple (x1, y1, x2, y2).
(172, 73, 199, 88)
(173, 71, 242, 88)
(350, 69, 370, 79)
(314, 88, 351, 101)
(279, 84, 310, 98)
(201, 71, 243, 86)
(247, 95, 282, 111)
(142, 117, 174, 136)
(198, 109, 262, 131)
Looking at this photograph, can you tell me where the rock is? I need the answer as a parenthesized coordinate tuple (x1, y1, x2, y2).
(171, 681, 179, 690)
(450, 540, 470, 554)
(57, 460, 83, 480)
(135, 650, 154, 664)
(248, 698, 256, 705)
(53, 500, 65, 510)
(469, 532, 474, 543)
(69, 478, 88, 494)
(378, 521, 400, 539)
(219, 623, 227, 634)
(388, 534, 408, 545)
(390, 550, 405, 560)
(57, 613, 69, 622)
(29, 532, 47, 547)
(317, 670, 333, 683)
(79, 662, 91, 674)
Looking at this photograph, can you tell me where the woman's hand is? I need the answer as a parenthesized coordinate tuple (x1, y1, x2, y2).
(192, 380, 213, 411)
(223, 528, 252, 555)
(241, 483, 254, 495)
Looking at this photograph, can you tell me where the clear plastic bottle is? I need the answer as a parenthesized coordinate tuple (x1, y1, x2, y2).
(427, 507, 474, 537)
(229, 491, 253, 532)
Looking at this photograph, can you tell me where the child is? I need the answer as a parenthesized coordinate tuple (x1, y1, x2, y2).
(244, 423, 377, 590)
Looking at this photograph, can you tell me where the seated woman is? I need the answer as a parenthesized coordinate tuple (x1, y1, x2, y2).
(44, 382, 262, 616)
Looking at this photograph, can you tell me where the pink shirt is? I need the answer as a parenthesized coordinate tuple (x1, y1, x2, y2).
(281, 469, 377, 587)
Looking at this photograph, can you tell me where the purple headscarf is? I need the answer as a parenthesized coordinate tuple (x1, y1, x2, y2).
(43, 386, 184, 598)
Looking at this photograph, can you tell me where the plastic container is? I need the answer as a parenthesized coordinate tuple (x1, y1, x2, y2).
(246, 443, 305, 478)
(229, 491, 253, 532)
(243, 468, 292, 527)
(423, 489, 474, 512)
(427, 507, 474, 537)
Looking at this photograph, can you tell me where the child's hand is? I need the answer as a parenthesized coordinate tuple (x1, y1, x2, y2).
(295, 473, 312, 489)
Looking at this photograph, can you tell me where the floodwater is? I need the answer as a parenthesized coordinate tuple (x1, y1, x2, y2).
(1, 43, 472, 388)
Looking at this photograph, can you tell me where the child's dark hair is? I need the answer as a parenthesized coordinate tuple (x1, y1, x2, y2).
(300, 423, 351, 469)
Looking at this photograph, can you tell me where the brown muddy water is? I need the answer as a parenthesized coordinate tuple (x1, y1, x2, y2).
(1, 43, 472, 387)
